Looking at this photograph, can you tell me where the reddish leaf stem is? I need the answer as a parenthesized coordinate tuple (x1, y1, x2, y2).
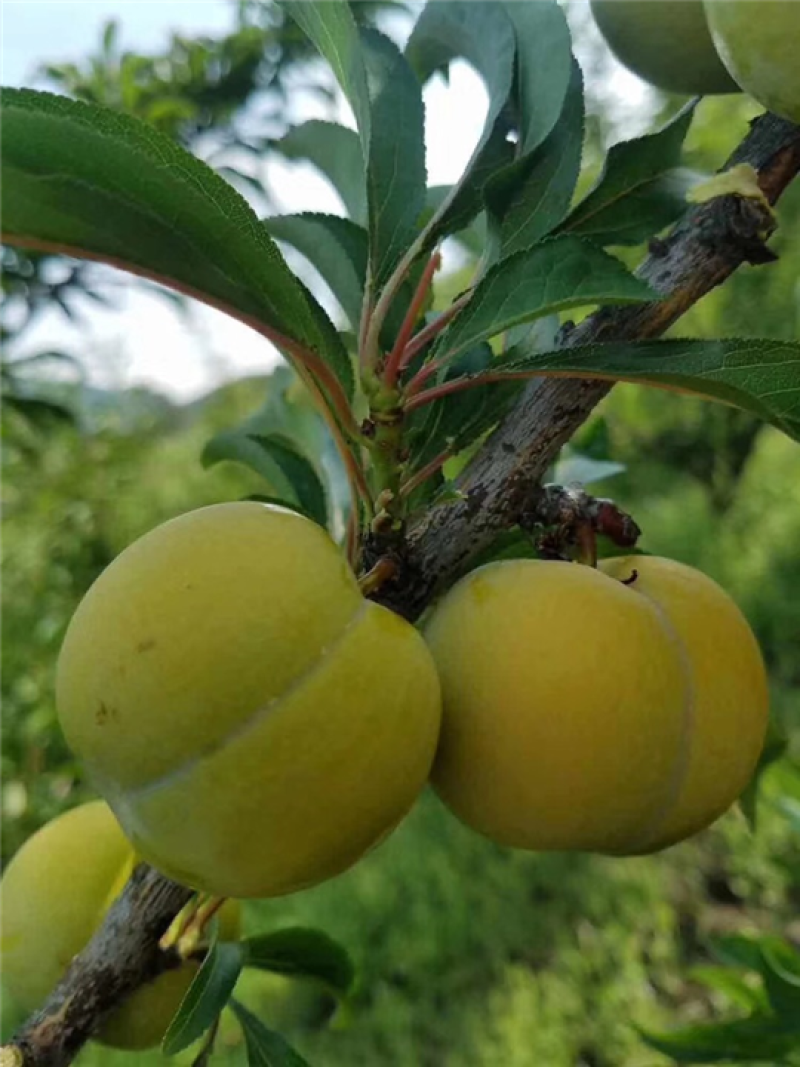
(404, 371, 531, 413)
(383, 250, 441, 388)
(398, 291, 472, 373)
(399, 450, 452, 497)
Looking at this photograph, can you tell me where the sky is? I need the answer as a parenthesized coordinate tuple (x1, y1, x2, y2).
(2, 2, 647, 402)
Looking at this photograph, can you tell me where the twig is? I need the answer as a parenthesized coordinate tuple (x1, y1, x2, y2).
(370, 113, 800, 619)
(383, 250, 441, 388)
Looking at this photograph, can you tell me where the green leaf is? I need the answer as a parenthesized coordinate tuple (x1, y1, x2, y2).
(496, 338, 800, 441)
(761, 940, 800, 1024)
(275, 121, 367, 226)
(281, 2, 372, 144)
(689, 965, 767, 1013)
(248, 436, 328, 529)
(738, 714, 789, 830)
(264, 214, 368, 331)
(162, 941, 243, 1056)
(0, 88, 351, 398)
(639, 1016, 798, 1063)
(486, 59, 584, 256)
(360, 27, 427, 285)
(231, 999, 311, 1067)
(431, 237, 654, 365)
(406, 1, 516, 245)
(241, 927, 355, 999)
(501, 0, 573, 154)
(710, 934, 767, 973)
(424, 123, 515, 250)
(202, 433, 328, 528)
(283, 5, 425, 286)
(556, 102, 696, 246)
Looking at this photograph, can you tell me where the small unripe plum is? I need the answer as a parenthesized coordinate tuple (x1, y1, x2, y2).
(425, 557, 768, 855)
(57, 502, 441, 899)
(0, 800, 240, 1050)
(591, 0, 738, 94)
(704, 1, 800, 123)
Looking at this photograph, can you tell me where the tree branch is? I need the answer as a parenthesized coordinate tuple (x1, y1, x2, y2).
(5, 866, 191, 1067)
(5, 112, 799, 1067)
(371, 113, 800, 619)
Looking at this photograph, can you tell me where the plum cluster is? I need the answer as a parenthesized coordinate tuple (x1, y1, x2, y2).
(591, 0, 799, 123)
(0, 501, 768, 1048)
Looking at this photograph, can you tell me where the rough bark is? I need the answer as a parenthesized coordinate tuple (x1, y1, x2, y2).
(374, 113, 800, 619)
(4, 112, 800, 1067)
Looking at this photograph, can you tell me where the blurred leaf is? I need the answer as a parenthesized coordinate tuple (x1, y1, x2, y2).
(501, 0, 572, 154)
(264, 213, 368, 329)
(431, 237, 653, 365)
(162, 941, 243, 1056)
(495, 338, 800, 441)
(639, 1016, 798, 1062)
(761, 940, 800, 1024)
(2, 394, 76, 429)
(739, 714, 789, 829)
(202, 432, 328, 528)
(553, 454, 625, 486)
(1, 89, 353, 400)
(689, 965, 767, 1013)
(231, 998, 311, 1066)
(487, 60, 584, 256)
(710, 934, 768, 972)
(241, 927, 355, 999)
(556, 102, 696, 246)
(275, 121, 366, 225)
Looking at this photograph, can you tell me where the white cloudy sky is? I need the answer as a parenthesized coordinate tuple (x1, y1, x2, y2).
(2, 1, 647, 401)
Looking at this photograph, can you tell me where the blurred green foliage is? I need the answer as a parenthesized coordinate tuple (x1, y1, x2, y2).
(2, 3, 800, 1065)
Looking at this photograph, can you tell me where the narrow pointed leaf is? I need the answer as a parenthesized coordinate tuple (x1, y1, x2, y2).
(406, 1, 516, 245)
(283, 6, 425, 286)
(360, 27, 426, 284)
(689, 965, 768, 1012)
(502, 0, 572, 153)
(487, 59, 584, 256)
(738, 714, 788, 830)
(281, 2, 372, 144)
(556, 102, 696, 245)
(431, 237, 654, 364)
(264, 214, 368, 330)
(1, 88, 353, 399)
(639, 1016, 799, 1062)
(231, 999, 311, 1067)
(761, 940, 800, 1023)
(162, 941, 243, 1056)
(240, 927, 355, 999)
(202, 432, 328, 528)
(247, 435, 328, 529)
(423, 121, 515, 250)
(275, 121, 367, 226)
(497, 338, 800, 440)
